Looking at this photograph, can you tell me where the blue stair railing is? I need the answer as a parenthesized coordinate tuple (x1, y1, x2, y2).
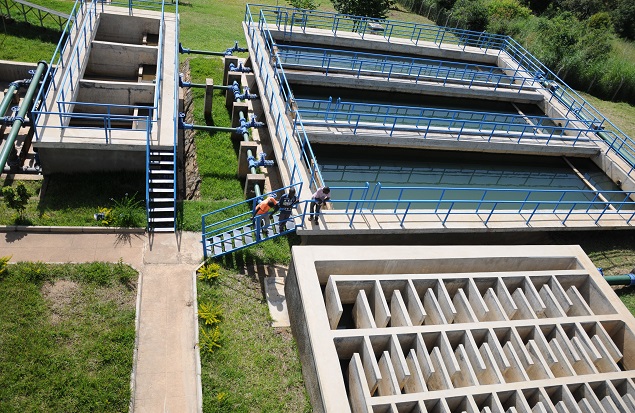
(202, 185, 305, 260)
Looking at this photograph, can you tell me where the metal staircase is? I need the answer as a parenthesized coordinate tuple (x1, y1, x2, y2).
(202, 192, 302, 259)
(147, 147, 176, 232)
(204, 216, 297, 259)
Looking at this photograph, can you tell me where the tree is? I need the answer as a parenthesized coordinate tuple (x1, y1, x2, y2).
(287, 0, 320, 9)
(2, 183, 30, 221)
(451, 0, 489, 31)
(331, 0, 394, 19)
(612, 0, 635, 40)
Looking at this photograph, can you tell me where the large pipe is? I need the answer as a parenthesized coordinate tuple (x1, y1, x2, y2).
(0, 79, 28, 117)
(0, 61, 47, 173)
(604, 273, 635, 286)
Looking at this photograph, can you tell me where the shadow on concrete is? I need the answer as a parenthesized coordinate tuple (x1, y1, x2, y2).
(4, 231, 27, 243)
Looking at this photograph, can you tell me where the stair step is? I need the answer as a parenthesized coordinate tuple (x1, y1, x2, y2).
(152, 227, 174, 233)
(149, 207, 175, 213)
(150, 160, 174, 165)
(149, 217, 174, 222)
(150, 197, 174, 202)
(149, 169, 174, 174)
(232, 229, 244, 248)
(150, 150, 173, 155)
(149, 188, 173, 193)
(149, 179, 174, 184)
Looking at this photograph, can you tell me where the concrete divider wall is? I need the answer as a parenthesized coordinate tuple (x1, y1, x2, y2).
(76, 81, 155, 111)
(87, 43, 158, 78)
(0, 60, 40, 82)
(95, 13, 160, 44)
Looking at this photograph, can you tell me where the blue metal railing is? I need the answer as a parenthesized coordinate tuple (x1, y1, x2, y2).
(277, 45, 538, 91)
(245, 6, 322, 190)
(31, 0, 97, 136)
(202, 184, 303, 259)
(250, 4, 508, 51)
(171, 1, 179, 230)
(323, 184, 635, 227)
(33, 0, 168, 144)
(296, 108, 607, 146)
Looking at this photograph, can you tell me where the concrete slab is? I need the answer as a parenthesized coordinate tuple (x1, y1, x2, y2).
(265, 276, 290, 327)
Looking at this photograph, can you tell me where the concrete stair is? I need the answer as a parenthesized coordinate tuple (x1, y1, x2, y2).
(148, 148, 175, 232)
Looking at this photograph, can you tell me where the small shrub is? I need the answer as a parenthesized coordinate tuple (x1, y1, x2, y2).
(0, 255, 10, 280)
(2, 183, 30, 222)
(199, 326, 222, 353)
(197, 262, 221, 281)
(12, 261, 49, 283)
(95, 207, 114, 226)
(198, 302, 223, 326)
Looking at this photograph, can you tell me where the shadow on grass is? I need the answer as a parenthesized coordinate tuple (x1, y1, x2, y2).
(1, 17, 63, 43)
(37, 172, 145, 223)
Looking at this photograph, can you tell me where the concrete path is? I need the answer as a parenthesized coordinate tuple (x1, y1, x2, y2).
(1, 230, 203, 413)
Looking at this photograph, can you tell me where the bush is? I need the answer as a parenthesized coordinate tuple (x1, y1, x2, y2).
(111, 193, 144, 228)
(0, 256, 10, 280)
(612, 0, 635, 40)
(286, 0, 319, 9)
(451, 0, 488, 31)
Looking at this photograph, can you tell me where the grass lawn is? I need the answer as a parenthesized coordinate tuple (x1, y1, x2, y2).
(0, 261, 137, 412)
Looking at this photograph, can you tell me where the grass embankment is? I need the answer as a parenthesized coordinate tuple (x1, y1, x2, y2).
(0, 260, 137, 412)
(197, 266, 310, 412)
(0, 0, 75, 62)
(1, 172, 146, 227)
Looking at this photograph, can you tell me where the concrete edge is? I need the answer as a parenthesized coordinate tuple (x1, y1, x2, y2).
(192, 262, 205, 413)
(0, 226, 146, 234)
(128, 251, 146, 413)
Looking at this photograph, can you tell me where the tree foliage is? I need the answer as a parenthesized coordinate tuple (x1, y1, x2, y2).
(331, 0, 394, 19)
(2, 183, 30, 219)
(287, 0, 320, 9)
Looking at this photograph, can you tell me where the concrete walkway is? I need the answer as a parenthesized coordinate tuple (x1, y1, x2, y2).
(1, 230, 203, 413)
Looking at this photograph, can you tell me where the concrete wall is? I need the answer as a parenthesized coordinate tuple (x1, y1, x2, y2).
(0, 60, 40, 81)
(76, 81, 155, 113)
(36, 145, 145, 173)
(95, 13, 160, 44)
(86, 42, 157, 79)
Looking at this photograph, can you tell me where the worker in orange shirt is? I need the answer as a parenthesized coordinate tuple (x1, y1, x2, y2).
(253, 196, 279, 236)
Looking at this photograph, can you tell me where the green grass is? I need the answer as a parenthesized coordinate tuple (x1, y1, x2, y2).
(577, 91, 635, 139)
(0, 173, 146, 227)
(198, 267, 310, 412)
(0, 261, 137, 412)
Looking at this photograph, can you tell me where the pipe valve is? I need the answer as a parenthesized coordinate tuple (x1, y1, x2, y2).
(231, 81, 258, 101)
(224, 41, 248, 56)
(228, 62, 252, 73)
(248, 152, 275, 169)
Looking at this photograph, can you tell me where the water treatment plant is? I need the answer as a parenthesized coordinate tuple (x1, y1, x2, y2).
(2, 1, 635, 412)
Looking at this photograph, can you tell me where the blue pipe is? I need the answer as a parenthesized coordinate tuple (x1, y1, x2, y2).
(231, 80, 258, 100)
(229, 62, 252, 73)
(179, 41, 248, 56)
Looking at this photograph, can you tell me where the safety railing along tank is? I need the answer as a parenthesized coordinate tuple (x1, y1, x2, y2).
(245, 6, 323, 191)
(321, 185, 635, 227)
(250, 4, 508, 52)
(501, 37, 635, 176)
(296, 107, 606, 147)
(276, 45, 538, 92)
(32, 0, 168, 145)
(31, 0, 96, 139)
(248, 5, 635, 178)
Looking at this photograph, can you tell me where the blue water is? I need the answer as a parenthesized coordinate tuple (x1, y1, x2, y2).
(315, 148, 632, 211)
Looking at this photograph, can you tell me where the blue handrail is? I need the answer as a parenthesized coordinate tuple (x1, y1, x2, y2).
(249, 4, 508, 51)
(276, 45, 537, 91)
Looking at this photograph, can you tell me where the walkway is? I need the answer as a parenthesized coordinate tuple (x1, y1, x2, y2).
(1, 230, 203, 412)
